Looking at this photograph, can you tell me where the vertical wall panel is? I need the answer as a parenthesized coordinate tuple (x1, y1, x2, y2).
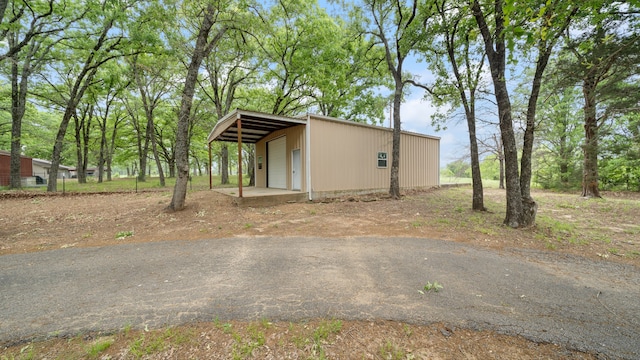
(309, 116, 439, 193)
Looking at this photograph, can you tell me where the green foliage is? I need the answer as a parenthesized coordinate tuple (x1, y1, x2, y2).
(85, 338, 113, 358)
(479, 155, 500, 181)
(379, 340, 407, 360)
(445, 159, 471, 178)
(116, 230, 134, 239)
(531, 86, 584, 190)
(127, 326, 193, 358)
(421, 281, 443, 293)
(536, 215, 577, 242)
(2, 0, 639, 201)
(312, 320, 342, 343)
(600, 158, 640, 192)
(600, 114, 640, 191)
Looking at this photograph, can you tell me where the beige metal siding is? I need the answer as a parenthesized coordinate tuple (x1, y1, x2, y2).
(309, 116, 439, 193)
(310, 117, 391, 192)
(400, 132, 440, 188)
(255, 125, 306, 191)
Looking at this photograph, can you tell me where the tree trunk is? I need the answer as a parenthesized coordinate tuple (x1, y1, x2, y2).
(444, 25, 485, 211)
(106, 117, 119, 181)
(9, 51, 29, 189)
(150, 127, 165, 186)
(48, 104, 79, 191)
(221, 143, 229, 184)
(559, 130, 569, 185)
(471, 0, 523, 227)
(82, 107, 91, 181)
(389, 79, 402, 199)
(496, 81, 524, 228)
(138, 127, 149, 182)
(581, 75, 601, 198)
(169, 6, 226, 211)
(493, 134, 505, 190)
(97, 117, 107, 183)
(499, 155, 505, 190)
(73, 107, 90, 184)
(0, 0, 8, 25)
(218, 144, 229, 185)
(484, 47, 523, 226)
(168, 156, 176, 178)
(468, 119, 484, 210)
(247, 144, 255, 187)
(74, 111, 85, 184)
(136, 62, 165, 186)
(519, 43, 552, 227)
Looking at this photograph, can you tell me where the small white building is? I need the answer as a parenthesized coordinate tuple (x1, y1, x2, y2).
(32, 158, 72, 181)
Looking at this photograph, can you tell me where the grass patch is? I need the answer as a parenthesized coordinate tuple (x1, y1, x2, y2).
(0, 318, 608, 359)
(379, 340, 407, 360)
(85, 338, 113, 358)
(115, 230, 134, 239)
(312, 320, 342, 343)
(536, 215, 576, 242)
(420, 281, 443, 294)
(411, 220, 424, 228)
(556, 202, 578, 209)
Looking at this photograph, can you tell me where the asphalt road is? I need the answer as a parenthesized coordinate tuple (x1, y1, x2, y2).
(1, 237, 639, 359)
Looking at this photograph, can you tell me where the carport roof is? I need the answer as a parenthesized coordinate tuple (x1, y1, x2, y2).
(207, 109, 306, 144)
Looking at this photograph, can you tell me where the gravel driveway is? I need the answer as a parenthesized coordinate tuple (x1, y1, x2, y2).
(1, 237, 639, 359)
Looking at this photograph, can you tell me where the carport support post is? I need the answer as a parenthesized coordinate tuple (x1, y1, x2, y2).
(208, 142, 212, 190)
(237, 118, 243, 198)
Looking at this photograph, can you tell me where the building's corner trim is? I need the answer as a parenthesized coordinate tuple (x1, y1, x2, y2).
(306, 114, 312, 201)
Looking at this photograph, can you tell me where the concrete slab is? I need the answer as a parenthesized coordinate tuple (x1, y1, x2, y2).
(214, 187, 308, 206)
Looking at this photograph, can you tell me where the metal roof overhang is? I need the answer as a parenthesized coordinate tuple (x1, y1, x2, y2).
(207, 109, 307, 144)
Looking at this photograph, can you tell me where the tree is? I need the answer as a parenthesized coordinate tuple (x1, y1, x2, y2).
(92, 63, 129, 182)
(253, 0, 328, 116)
(130, 53, 177, 185)
(0, 0, 8, 25)
(200, 27, 260, 184)
(518, 3, 577, 204)
(5, 0, 75, 188)
(309, 16, 389, 123)
(153, 104, 178, 178)
(533, 86, 582, 189)
(360, 0, 434, 199)
(72, 101, 93, 184)
(45, 0, 138, 191)
(169, 2, 228, 211)
(470, 0, 576, 227)
(0, 0, 62, 63)
(427, 0, 488, 210)
(558, 3, 640, 197)
(600, 112, 640, 191)
(478, 133, 505, 189)
(446, 159, 471, 178)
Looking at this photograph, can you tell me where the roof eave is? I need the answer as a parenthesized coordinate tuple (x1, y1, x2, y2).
(208, 109, 307, 144)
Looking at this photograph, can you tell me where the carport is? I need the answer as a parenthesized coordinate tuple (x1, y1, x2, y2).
(207, 109, 306, 198)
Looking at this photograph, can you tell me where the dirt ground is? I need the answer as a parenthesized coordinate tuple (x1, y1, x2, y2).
(1, 186, 638, 359)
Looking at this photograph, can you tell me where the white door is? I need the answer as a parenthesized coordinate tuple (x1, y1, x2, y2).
(267, 136, 286, 189)
(292, 149, 301, 191)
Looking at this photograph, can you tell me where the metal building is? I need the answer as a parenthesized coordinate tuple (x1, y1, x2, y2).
(207, 109, 440, 202)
